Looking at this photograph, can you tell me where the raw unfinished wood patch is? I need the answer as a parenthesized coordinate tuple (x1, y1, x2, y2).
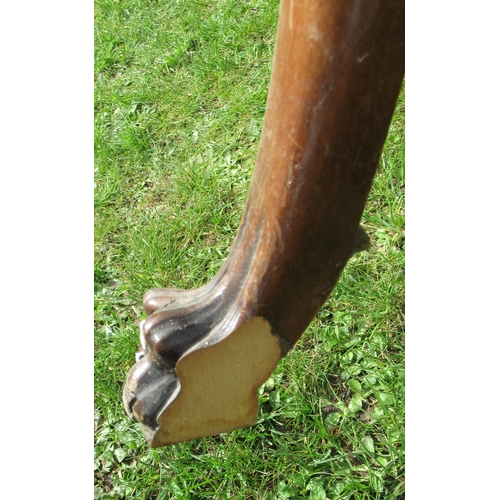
(149, 317, 282, 446)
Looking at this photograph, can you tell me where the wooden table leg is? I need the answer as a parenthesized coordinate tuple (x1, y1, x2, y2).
(123, 0, 404, 447)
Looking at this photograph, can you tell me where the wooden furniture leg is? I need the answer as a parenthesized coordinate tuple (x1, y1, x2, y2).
(123, 0, 404, 447)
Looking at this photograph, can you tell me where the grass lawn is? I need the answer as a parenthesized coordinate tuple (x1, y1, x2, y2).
(94, 1, 405, 498)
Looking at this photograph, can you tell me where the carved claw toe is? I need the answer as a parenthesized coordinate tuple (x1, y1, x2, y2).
(143, 288, 202, 315)
(122, 353, 180, 430)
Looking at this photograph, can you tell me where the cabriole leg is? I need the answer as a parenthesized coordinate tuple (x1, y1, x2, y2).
(123, 0, 404, 447)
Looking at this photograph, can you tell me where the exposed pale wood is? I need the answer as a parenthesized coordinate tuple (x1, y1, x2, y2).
(143, 317, 282, 446)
